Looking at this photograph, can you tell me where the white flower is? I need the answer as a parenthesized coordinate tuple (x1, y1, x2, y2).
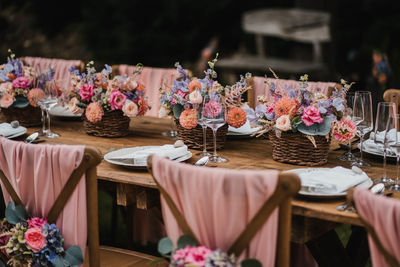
(122, 99, 139, 118)
(275, 115, 291, 131)
(188, 90, 203, 104)
(158, 105, 170, 118)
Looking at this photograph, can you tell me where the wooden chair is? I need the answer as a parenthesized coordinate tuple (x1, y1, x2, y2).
(347, 188, 400, 267)
(0, 143, 162, 267)
(383, 89, 400, 114)
(148, 155, 301, 267)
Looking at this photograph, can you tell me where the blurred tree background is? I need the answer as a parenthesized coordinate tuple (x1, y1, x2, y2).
(1, 0, 400, 90)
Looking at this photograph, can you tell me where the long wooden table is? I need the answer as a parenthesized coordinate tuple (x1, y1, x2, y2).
(18, 116, 399, 266)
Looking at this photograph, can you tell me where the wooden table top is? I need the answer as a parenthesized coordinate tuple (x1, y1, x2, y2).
(21, 116, 398, 227)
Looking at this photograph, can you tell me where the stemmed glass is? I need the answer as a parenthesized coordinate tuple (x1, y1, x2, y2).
(38, 81, 60, 138)
(203, 94, 228, 163)
(389, 114, 400, 192)
(196, 104, 211, 157)
(351, 91, 373, 168)
(373, 102, 396, 184)
(338, 92, 358, 162)
(162, 117, 177, 138)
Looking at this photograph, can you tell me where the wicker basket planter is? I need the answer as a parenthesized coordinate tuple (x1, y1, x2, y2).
(1, 106, 42, 127)
(269, 131, 331, 166)
(83, 110, 130, 137)
(174, 119, 228, 150)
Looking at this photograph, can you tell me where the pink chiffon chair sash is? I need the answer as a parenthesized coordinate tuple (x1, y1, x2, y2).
(151, 155, 280, 266)
(24, 57, 82, 90)
(0, 137, 87, 255)
(252, 76, 336, 106)
(119, 65, 178, 117)
(354, 188, 400, 267)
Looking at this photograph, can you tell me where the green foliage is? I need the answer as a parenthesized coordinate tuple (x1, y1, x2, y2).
(157, 237, 173, 256)
(297, 117, 332, 136)
(241, 259, 262, 267)
(177, 235, 198, 249)
(0, 259, 5, 267)
(54, 246, 83, 266)
(11, 97, 29, 108)
(5, 201, 26, 225)
(173, 104, 183, 119)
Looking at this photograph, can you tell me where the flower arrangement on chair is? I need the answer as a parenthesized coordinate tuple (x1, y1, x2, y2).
(252, 70, 353, 166)
(0, 202, 83, 267)
(68, 61, 149, 137)
(159, 54, 251, 149)
(0, 50, 54, 127)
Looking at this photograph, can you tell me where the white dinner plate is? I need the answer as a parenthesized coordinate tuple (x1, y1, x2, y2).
(104, 146, 192, 169)
(49, 105, 82, 118)
(1, 127, 27, 139)
(285, 168, 373, 198)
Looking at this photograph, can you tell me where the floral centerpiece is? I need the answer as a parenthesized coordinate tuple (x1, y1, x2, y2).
(159, 55, 251, 149)
(0, 50, 53, 127)
(0, 202, 83, 267)
(252, 71, 353, 166)
(68, 61, 149, 137)
(156, 235, 261, 267)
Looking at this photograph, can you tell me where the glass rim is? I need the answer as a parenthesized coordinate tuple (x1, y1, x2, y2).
(354, 91, 371, 94)
(377, 101, 396, 106)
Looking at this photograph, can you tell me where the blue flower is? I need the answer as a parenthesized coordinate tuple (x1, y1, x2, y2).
(332, 97, 344, 111)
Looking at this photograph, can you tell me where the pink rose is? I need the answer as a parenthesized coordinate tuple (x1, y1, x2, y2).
(266, 106, 274, 114)
(12, 76, 31, 89)
(122, 77, 138, 91)
(79, 84, 94, 102)
(301, 106, 323, 126)
(27, 217, 48, 229)
(109, 89, 127, 110)
(172, 246, 212, 266)
(176, 89, 187, 99)
(203, 99, 222, 119)
(188, 90, 203, 104)
(0, 93, 15, 108)
(25, 228, 47, 253)
(122, 99, 138, 117)
(275, 115, 291, 131)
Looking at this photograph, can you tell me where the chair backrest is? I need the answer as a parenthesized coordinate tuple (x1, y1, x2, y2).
(347, 188, 400, 267)
(115, 64, 180, 117)
(0, 138, 102, 267)
(22, 57, 84, 90)
(383, 89, 400, 115)
(147, 155, 300, 267)
(247, 76, 337, 108)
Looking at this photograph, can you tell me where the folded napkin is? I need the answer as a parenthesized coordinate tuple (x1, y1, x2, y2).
(110, 145, 188, 165)
(0, 123, 25, 137)
(299, 166, 369, 194)
(228, 120, 262, 135)
(362, 129, 400, 156)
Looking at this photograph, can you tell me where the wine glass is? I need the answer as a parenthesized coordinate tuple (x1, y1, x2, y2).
(373, 102, 396, 184)
(389, 114, 400, 191)
(161, 116, 178, 138)
(196, 104, 211, 157)
(338, 92, 358, 162)
(38, 81, 60, 138)
(351, 91, 373, 168)
(203, 94, 228, 163)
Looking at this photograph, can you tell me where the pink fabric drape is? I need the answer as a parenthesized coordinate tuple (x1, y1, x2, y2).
(24, 57, 82, 90)
(119, 65, 178, 117)
(151, 155, 279, 266)
(252, 76, 336, 106)
(0, 137, 87, 256)
(354, 188, 400, 267)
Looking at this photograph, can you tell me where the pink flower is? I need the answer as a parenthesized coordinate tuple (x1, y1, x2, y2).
(27, 217, 48, 229)
(332, 116, 356, 143)
(172, 246, 212, 266)
(109, 89, 127, 110)
(301, 106, 323, 126)
(188, 90, 203, 104)
(122, 77, 138, 91)
(266, 106, 274, 114)
(188, 79, 201, 93)
(85, 102, 104, 123)
(0, 82, 13, 93)
(12, 76, 31, 89)
(176, 89, 187, 99)
(275, 115, 292, 131)
(27, 88, 45, 107)
(0, 93, 15, 108)
(79, 84, 94, 102)
(25, 228, 47, 253)
(203, 99, 222, 119)
(122, 99, 138, 117)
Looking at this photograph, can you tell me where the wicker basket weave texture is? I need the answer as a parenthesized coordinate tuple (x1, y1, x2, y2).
(269, 131, 331, 166)
(83, 109, 130, 137)
(1, 106, 42, 127)
(174, 119, 228, 150)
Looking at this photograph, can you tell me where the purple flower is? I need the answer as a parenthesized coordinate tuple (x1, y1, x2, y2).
(332, 98, 345, 111)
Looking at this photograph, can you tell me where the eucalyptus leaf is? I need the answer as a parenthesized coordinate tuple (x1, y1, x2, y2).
(54, 256, 65, 267)
(64, 246, 83, 266)
(297, 117, 332, 136)
(291, 116, 302, 132)
(173, 104, 184, 119)
(11, 97, 29, 108)
(5, 201, 26, 225)
(177, 235, 198, 249)
(241, 259, 262, 267)
(158, 237, 173, 255)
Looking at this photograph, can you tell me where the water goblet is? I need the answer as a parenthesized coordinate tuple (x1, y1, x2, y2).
(196, 105, 211, 157)
(338, 92, 358, 162)
(38, 81, 60, 138)
(389, 114, 400, 191)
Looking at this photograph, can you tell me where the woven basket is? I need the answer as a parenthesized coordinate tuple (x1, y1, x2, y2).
(269, 131, 331, 166)
(83, 110, 130, 137)
(174, 119, 228, 150)
(1, 106, 42, 127)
